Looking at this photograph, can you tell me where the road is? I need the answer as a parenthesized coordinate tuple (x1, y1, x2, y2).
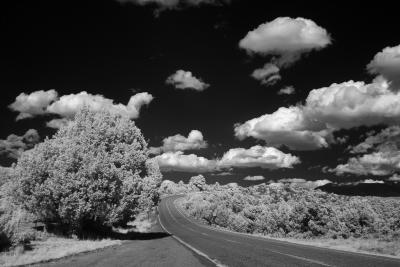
(158, 195, 400, 267)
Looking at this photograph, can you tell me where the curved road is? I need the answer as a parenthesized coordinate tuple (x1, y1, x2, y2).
(158, 195, 400, 267)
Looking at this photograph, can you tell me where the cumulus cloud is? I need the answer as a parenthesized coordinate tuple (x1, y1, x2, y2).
(116, 0, 229, 11)
(388, 174, 400, 182)
(367, 44, 400, 90)
(243, 175, 265, 181)
(235, 77, 400, 150)
(155, 145, 299, 173)
(332, 126, 400, 176)
(239, 17, 331, 85)
(150, 130, 207, 154)
(166, 70, 209, 91)
(251, 63, 281, 86)
(234, 106, 329, 150)
(9, 90, 58, 120)
(278, 86, 295, 95)
(0, 129, 40, 161)
(46, 118, 71, 129)
(218, 145, 300, 169)
(350, 126, 400, 154)
(47, 91, 153, 120)
(155, 151, 217, 173)
(268, 178, 331, 189)
(9, 90, 153, 127)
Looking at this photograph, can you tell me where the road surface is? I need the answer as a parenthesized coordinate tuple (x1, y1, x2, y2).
(159, 195, 400, 267)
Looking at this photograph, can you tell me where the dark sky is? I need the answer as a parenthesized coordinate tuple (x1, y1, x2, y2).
(1, 0, 400, 187)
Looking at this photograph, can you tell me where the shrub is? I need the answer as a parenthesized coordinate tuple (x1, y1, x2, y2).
(9, 108, 162, 234)
(181, 183, 400, 240)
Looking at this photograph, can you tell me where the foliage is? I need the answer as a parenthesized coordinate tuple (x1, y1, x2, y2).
(8, 108, 162, 234)
(181, 183, 400, 240)
(189, 175, 206, 191)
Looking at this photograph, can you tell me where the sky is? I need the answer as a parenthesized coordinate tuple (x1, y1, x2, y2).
(1, 0, 400, 190)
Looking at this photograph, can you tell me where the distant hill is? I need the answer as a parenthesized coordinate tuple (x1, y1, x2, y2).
(317, 182, 400, 197)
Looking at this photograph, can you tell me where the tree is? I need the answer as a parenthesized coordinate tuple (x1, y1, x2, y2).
(10, 108, 162, 233)
(189, 175, 206, 191)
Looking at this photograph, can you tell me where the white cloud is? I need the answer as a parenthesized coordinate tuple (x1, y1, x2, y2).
(363, 179, 384, 184)
(116, 0, 229, 10)
(243, 175, 265, 181)
(235, 77, 400, 150)
(46, 118, 71, 129)
(268, 178, 332, 189)
(278, 86, 295, 95)
(218, 145, 300, 169)
(367, 44, 400, 90)
(9, 90, 153, 126)
(154, 145, 299, 173)
(332, 126, 400, 176)
(155, 151, 217, 173)
(239, 17, 331, 85)
(304, 78, 400, 129)
(251, 63, 281, 85)
(150, 130, 207, 154)
(0, 129, 40, 160)
(234, 106, 329, 150)
(9, 90, 58, 120)
(47, 91, 153, 119)
(166, 70, 209, 91)
(388, 174, 400, 182)
(350, 126, 400, 154)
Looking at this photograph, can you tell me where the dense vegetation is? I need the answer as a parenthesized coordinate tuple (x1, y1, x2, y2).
(166, 180, 400, 240)
(0, 108, 162, 248)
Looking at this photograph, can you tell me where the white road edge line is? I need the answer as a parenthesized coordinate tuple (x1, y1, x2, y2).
(157, 206, 228, 267)
(173, 198, 333, 267)
(174, 196, 400, 262)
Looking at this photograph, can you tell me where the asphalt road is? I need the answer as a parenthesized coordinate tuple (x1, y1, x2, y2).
(159, 195, 400, 267)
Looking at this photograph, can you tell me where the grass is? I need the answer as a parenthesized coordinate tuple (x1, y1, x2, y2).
(274, 236, 400, 258)
(0, 211, 159, 266)
(0, 237, 122, 266)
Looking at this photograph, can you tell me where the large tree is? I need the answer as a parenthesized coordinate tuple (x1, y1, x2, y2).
(10, 108, 162, 233)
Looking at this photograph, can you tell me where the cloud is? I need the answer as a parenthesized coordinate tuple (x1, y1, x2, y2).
(367, 44, 400, 90)
(243, 175, 265, 181)
(10, 90, 153, 127)
(278, 86, 295, 95)
(166, 70, 209, 91)
(155, 145, 299, 173)
(268, 178, 332, 189)
(234, 106, 329, 150)
(46, 118, 71, 129)
(332, 126, 400, 176)
(304, 78, 400, 129)
(235, 77, 400, 150)
(0, 129, 40, 160)
(350, 126, 400, 154)
(388, 174, 400, 182)
(47, 91, 153, 119)
(150, 130, 207, 154)
(251, 63, 281, 85)
(239, 17, 331, 85)
(155, 151, 217, 173)
(9, 90, 58, 120)
(116, 0, 229, 11)
(218, 145, 300, 169)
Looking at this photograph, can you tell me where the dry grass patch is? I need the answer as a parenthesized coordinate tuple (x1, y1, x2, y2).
(0, 237, 122, 266)
(275, 236, 400, 258)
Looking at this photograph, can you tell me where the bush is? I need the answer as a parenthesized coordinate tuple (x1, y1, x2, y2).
(181, 183, 400, 240)
(9, 108, 162, 234)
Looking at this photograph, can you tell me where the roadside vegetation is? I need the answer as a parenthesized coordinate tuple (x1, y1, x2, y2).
(0, 108, 162, 266)
(161, 178, 400, 257)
